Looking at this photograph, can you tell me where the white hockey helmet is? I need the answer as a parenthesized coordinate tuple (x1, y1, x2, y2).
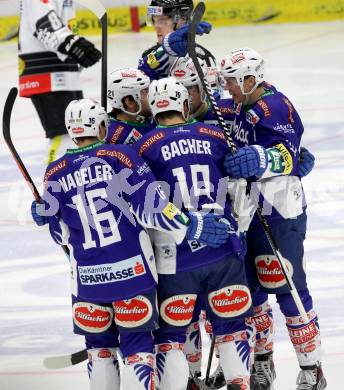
(170, 56, 208, 102)
(107, 68, 150, 116)
(148, 76, 190, 120)
(220, 48, 264, 95)
(65, 99, 108, 139)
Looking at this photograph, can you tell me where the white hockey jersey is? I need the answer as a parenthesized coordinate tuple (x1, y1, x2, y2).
(18, 0, 81, 97)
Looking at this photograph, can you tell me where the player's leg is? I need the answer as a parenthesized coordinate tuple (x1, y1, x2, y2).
(205, 255, 253, 389)
(72, 296, 120, 390)
(113, 288, 158, 390)
(249, 211, 326, 389)
(184, 296, 203, 388)
(250, 289, 275, 390)
(155, 271, 199, 390)
(277, 290, 326, 390)
(30, 90, 83, 163)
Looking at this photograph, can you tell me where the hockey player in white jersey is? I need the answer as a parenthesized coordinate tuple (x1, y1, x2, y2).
(19, 0, 101, 163)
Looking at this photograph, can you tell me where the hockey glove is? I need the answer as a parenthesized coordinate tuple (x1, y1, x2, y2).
(163, 21, 212, 57)
(186, 213, 229, 248)
(223, 145, 268, 179)
(58, 35, 101, 68)
(298, 146, 315, 177)
(31, 200, 49, 226)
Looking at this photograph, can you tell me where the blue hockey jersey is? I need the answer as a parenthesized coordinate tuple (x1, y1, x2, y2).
(134, 120, 243, 273)
(42, 142, 189, 302)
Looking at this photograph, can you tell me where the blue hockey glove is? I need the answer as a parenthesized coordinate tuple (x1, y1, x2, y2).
(163, 21, 212, 57)
(186, 213, 229, 248)
(223, 145, 268, 179)
(298, 146, 315, 177)
(31, 200, 49, 226)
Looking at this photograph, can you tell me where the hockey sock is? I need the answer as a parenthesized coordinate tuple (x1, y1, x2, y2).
(184, 321, 202, 376)
(87, 348, 120, 390)
(121, 352, 155, 390)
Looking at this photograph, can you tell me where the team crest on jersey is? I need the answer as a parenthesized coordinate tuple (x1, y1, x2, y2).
(160, 294, 197, 326)
(123, 128, 142, 145)
(208, 285, 251, 318)
(255, 255, 294, 288)
(73, 302, 113, 333)
(114, 295, 153, 328)
(246, 109, 260, 125)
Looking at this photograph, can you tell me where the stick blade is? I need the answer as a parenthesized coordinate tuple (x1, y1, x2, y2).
(43, 349, 88, 369)
(2, 87, 18, 144)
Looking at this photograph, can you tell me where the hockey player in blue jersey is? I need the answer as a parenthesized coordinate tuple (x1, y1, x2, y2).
(169, 55, 317, 390)
(138, 0, 215, 82)
(31, 98, 231, 390)
(134, 77, 253, 389)
(105, 68, 155, 145)
(219, 48, 327, 390)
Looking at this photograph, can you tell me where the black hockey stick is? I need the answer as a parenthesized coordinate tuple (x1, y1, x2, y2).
(187, 0, 309, 383)
(3, 88, 88, 369)
(2, 87, 70, 257)
(43, 348, 88, 369)
(76, 0, 107, 109)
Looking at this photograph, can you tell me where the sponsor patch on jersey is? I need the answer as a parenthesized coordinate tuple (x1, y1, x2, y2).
(147, 53, 160, 69)
(114, 295, 153, 328)
(208, 285, 251, 318)
(287, 321, 319, 345)
(283, 97, 295, 124)
(139, 131, 165, 155)
(257, 99, 271, 117)
(252, 313, 273, 333)
(136, 162, 151, 176)
(220, 106, 235, 115)
(198, 126, 225, 140)
(275, 143, 293, 174)
(73, 302, 113, 333)
(44, 159, 67, 186)
(246, 109, 260, 125)
(187, 239, 206, 252)
(162, 202, 180, 220)
(123, 128, 143, 145)
(96, 149, 133, 168)
(160, 294, 197, 326)
(255, 254, 294, 288)
(78, 255, 146, 286)
(267, 147, 284, 174)
(273, 123, 295, 133)
(110, 125, 125, 144)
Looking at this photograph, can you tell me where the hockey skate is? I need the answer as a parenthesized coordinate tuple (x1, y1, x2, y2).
(207, 363, 226, 389)
(296, 363, 327, 390)
(250, 352, 276, 390)
(187, 372, 202, 390)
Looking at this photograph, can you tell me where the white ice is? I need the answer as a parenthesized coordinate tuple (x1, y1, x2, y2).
(0, 21, 344, 389)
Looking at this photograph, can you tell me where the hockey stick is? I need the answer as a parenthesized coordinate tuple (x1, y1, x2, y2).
(3, 89, 87, 368)
(2, 87, 70, 257)
(187, 0, 310, 382)
(43, 348, 88, 369)
(76, 0, 107, 109)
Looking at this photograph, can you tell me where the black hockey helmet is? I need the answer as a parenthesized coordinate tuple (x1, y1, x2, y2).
(147, 0, 194, 25)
